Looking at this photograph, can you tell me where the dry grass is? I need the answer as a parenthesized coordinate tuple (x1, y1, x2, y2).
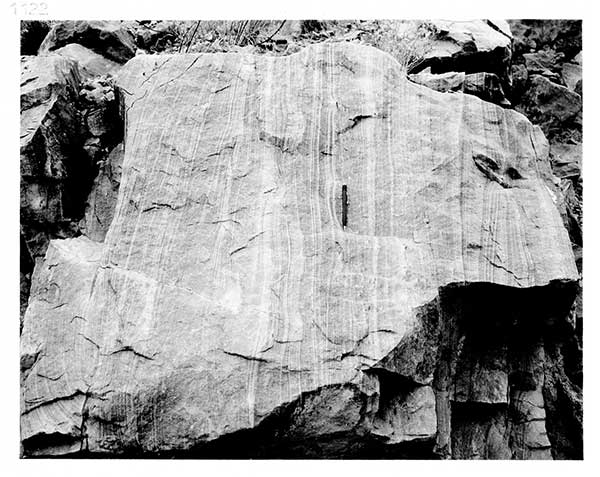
(158, 20, 436, 73)
(361, 20, 436, 72)
(172, 20, 286, 53)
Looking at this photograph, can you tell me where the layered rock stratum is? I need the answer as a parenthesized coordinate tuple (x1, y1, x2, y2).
(20, 40, 580, 458)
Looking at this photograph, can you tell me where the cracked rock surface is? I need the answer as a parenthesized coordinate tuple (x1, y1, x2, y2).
(20, 41, 580, 458)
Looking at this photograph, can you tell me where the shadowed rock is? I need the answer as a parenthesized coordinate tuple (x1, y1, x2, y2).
(411, 20, 512, 89)
(39, 21, 137, 64)
(409, 69, 510, 107)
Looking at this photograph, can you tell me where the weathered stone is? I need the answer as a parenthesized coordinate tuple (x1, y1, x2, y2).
(409, 69, 510, 106)
(551, 143, 581, 180)
(20, 55, 87, 231)
(39, 21, 137, 64)
(543, 342, 583, 459)
(517, 75, 581, 138)
(21, 43, 578, 457)
(53, 43, 121, 79)
(21, 20, 50, 55)
(508, 20, 582, 62)
(126, 21, 179, 52)
(561, 62, 582, 94)
(413, 20, 512, 88)
(81, 143, 124, 241)
(372, 384, 437, 443)
(510, 63, 529, 101)
(522, 50, 563, 81)
(78, 76, 121, 163)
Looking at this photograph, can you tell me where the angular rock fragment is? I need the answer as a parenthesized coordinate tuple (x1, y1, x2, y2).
(551, 143, 581, 180)
(561, 62, 582, 95)
(412, 20, 512, 88)
(522, 50, 563, 81)
(124, 21, 179, 52)
(409, 69, 510, 106)
(39, 21, 137, 64)
(21, 42, 578, 458)
(53, 43, 121, 79)
(517, 75, 582, 139)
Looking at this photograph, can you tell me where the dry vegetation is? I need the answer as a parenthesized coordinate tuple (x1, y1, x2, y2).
(134, 20, 436, 72)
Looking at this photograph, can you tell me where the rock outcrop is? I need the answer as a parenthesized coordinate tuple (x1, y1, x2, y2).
(21, 42, 579, 458)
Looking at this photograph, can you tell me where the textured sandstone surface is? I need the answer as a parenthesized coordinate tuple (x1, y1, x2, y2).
(21, 42, 578, 457)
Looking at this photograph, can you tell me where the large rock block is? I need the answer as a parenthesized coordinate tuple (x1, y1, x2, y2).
(413, 20, 512, 87)
(518, 75, 582, 139)
(21, 43, 578, 457)
(39, 21, 137, 64)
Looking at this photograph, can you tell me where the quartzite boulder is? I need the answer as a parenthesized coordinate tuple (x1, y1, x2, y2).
(409, 69, 510, 107)
(21, 43, 579, 458)
(124, 21, 179, 52)
(413, 20, 512, 88)
(551, 143, 582, 180)
(561, 62, 582, 95)
(522, 50, 563, 81)
(39, 21, 137, 64)
(53, 43, 121, 79)
(518, 75, 582, 139)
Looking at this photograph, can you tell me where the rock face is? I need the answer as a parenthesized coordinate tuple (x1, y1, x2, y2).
(39, 21, 137, 64)
(20, 42, 579, 458)
(20, 55, 87, 257)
